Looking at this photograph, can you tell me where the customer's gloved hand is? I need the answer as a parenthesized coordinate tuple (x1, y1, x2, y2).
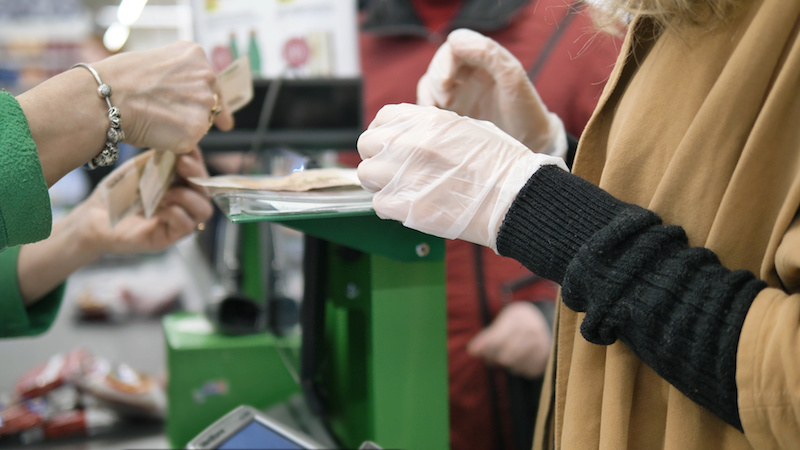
(417, 28, 567, 159)
(357, 103, 567, 252)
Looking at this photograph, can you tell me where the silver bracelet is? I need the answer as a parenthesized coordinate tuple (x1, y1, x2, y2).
(71, 62, 125, 169)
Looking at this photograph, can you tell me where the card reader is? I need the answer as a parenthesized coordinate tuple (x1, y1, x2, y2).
(186, 405, 325, 449)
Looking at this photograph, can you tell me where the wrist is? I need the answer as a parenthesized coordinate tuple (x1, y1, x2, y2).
(16, 205, 102, 304)
(487, 152, 568, 252)
(16, 69, 110, 185)
(70, 63, 125, 169)
(58, 202, 105, 265)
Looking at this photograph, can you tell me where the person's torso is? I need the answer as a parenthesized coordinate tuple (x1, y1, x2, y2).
(548, 0, 800, 447)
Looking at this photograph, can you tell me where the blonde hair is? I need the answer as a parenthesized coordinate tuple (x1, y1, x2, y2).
(588, 0, 742, 31)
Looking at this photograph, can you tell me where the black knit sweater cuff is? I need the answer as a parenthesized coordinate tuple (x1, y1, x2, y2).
(496, 164, 639, 284)
(495, 164, 766, 431)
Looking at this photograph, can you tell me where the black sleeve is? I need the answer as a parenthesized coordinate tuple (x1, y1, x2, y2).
(496, 165, 767, 431)
(564, 133, 579, 169)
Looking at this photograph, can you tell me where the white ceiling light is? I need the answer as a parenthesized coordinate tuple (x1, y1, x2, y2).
(117, 0, 149, 26)
(103, 21, 130, 52)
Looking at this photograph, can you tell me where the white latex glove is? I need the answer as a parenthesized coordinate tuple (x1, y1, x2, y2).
(467, 302, 552, 378)
(417, 28, 567, 159)
(357, 103, 568, 252)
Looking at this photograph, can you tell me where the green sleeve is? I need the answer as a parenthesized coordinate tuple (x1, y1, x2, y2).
(0, 246, 64, 338)
(0, 91, 52, 251)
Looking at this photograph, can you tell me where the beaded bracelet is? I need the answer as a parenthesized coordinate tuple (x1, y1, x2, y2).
(71, 63, 125, 169)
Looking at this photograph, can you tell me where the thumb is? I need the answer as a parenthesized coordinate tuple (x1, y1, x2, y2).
(447, 28, 526, 85)
(416, 39, 459, 107)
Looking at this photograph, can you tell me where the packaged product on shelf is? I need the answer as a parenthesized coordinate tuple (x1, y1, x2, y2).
(14, 349, 90, 399)
(71, 355, 167, 419)
(18, 406, 120, 445)
(0, 398, 49, 437)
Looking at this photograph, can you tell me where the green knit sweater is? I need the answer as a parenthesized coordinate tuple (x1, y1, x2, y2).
(0, 91, 64, 337)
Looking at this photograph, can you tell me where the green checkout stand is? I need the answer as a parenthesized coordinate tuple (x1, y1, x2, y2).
(163, 208, 449, 449)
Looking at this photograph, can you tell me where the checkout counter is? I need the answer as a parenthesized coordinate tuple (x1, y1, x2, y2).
(161, 78, 450, 449)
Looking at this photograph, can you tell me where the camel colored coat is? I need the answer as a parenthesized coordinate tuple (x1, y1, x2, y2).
(534, 0, 800, 448)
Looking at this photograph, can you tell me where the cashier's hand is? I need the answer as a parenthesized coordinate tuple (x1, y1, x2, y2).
(357, 103, 567, 252)
(468, 302, 552, 378)
(417, 28, 566, 158)
(75, 148, 213, 257)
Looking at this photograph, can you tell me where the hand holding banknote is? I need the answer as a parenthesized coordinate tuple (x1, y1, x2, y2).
(15, 148, 214, 304)
(106, 55, 254, 226)
(94, 41, 236, 154)
(82, 148, 214, 255)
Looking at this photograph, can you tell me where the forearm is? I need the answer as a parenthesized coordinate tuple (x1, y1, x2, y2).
(16, 68, 111, 187)
(17, 204, 101, 304)
(497, 165, 767, 430)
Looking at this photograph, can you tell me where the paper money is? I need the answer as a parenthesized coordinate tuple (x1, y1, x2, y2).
(135, 55, 255, 221)
(102, 150, 151, 227)
(189, 168, 362, 193)
(139, 150, 177, 219)
(216, 55, 254, 113)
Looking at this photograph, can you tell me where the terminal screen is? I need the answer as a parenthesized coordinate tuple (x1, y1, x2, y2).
(217, 420, 304, 449)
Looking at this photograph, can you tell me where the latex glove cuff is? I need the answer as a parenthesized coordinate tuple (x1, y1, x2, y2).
(484, 152, 568, 253)
(531, 112, 568, 160)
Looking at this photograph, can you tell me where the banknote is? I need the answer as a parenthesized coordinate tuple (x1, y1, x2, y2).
(131, 55, 255, 223)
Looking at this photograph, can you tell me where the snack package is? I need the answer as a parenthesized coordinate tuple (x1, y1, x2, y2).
(18, 406, 119, 445)
(14, 349, 91, 399)
(72, 356, 167, 419)
(0, 385, 83, 438)
(10, 348, 166, 433)
(0, 398, 49, 437)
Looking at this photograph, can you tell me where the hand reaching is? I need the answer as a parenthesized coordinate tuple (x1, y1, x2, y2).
(94, 41, 235, 154)
(357, 103, 567, 251)
(417, 28, 566, 158)
(16, 148, 214, 303)
(77, 148, 213, 256)
(468, 302, 553, 378)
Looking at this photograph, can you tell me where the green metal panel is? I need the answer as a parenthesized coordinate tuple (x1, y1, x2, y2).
(309, 243, 448, 449)
(226, 210, 444, 263)
(239, 222, 266, 301)
(369, 252, 448, 449)
(216, 205, 450, 449)
(163, 313, 300, 448)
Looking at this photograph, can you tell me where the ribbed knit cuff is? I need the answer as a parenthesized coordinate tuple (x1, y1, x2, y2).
(495, 164, 765, 431)
(496, 164, 634, 283)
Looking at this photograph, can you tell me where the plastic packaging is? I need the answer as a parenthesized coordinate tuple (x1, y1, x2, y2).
(15, 349, 90, 399)
(18, 406, 119, 445)
(0, 398, 48, 436)
(72, 356, 167, 419)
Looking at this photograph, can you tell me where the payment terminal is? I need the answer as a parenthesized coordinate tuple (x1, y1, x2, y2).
(186, 405, 324, 449)
(186, 405, 383, 449)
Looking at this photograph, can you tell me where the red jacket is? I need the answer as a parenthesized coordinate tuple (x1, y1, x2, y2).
(353, 1, 621, 448)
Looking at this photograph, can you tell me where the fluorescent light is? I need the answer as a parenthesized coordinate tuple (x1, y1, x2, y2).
(103, 22, 131, 51)
(97, 5, 191, 29)
(117, 0, 149, 26)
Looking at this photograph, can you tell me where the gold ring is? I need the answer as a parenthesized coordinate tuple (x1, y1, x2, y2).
(209, 93, 222, 124)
